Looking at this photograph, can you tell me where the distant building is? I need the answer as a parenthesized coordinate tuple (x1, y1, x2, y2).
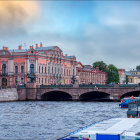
(126, 69, 140, 84)
(118, 69, 126, 84)
(76, 62, 107, 84)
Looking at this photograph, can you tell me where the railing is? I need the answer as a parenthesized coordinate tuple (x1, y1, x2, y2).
(79, 84, 114, 88)
(40, 84, 73, 88)
(17, 84, 26, 88)
(119, 84, 140, 87)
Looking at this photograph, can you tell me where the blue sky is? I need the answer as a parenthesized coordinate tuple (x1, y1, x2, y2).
(0, 1, 140, 70)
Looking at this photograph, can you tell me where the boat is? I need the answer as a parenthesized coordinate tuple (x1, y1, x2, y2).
(59, 100, 140, 140)
(119, 96, 140, 108)
(60, 118, 140, 140)
(127, 99, 140, 118)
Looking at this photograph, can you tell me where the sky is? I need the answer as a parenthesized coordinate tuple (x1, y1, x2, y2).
(0, 1, 140, 70)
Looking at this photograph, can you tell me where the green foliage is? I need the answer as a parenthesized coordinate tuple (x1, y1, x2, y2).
(92, 61, 107, 72)
(126, 75, 128, 84)
(136, 65, 140, 71)
(107, 64, 120, 84)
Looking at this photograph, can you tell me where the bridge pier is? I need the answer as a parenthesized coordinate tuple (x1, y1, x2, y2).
(72, 94, 80, 101)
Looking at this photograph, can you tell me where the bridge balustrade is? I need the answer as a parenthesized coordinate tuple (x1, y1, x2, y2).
(79, 84, 114, 88)
(40, 84, 73, 88)
(17, 84, 26, 88)
(119, 84, 140, 87)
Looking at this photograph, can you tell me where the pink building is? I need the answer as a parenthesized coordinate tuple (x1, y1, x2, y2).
(0, 43, 77, 88)
(76, 62, 107, 84)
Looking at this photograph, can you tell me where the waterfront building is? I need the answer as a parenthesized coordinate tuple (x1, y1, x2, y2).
(126, 70, 140, 84)
(0, 43, 77, 88)
(118, 69, 126, 84)
(76, 62, 107, 84)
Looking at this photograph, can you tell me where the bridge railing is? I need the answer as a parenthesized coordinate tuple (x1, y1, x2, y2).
(119, 84, 140, 87)
(79, 84, 114, 88)
(40, 84, 73, 88)
(17, 84, 26, 88)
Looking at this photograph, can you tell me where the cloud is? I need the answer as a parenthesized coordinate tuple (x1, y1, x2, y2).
(0, 1, 40, 37)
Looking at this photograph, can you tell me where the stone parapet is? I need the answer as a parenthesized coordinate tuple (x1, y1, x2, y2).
(0, 88, 18, 101)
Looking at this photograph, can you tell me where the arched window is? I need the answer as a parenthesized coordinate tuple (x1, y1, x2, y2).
(2, 64, 6, 74)
(30, 64, 34, 74)
(15, 66, 18, 74)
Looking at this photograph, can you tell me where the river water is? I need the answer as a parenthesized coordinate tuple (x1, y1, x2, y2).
(0, 101, 127, 140)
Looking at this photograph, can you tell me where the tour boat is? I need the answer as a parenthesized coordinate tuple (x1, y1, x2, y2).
(119, 96, 140, 108)
(60, 118, 140, 140)
(59, 99, 140, 140)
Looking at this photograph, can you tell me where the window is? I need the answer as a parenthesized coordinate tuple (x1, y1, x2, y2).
(55, 67, 56, 74)
(15, 66, 18, 74)
(67, 69, 68, 76)
(69, 70, 70, 76)
(42, 66, 43, 73)
(52, 66, 53, 74)
(39, 66, 40, 73)
(39, 78, 40, 83)
(42, 78, 43, 84)
(73, 69, 75, 75)
(21, 66, 24, 73)
(2, 64, 6, 74)
(15, 77, 17, 85)
(21, 78, 24, 83)
(45, 78, 47, 83)
(48, 66, 50, 74)
(45, 67, 47, 74)
(30, 64, 34, 74)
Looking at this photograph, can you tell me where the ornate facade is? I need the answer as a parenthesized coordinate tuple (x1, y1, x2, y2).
(0, 43, 77, 88)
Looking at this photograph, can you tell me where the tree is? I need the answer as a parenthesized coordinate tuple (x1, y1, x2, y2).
(136, 65, 140, 71)
(92, 61, 107, 72)
(126, 75, 129, 84)
(107, 64, 120, 84)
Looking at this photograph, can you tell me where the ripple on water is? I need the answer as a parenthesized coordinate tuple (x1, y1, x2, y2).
(0, 101, 126, 140)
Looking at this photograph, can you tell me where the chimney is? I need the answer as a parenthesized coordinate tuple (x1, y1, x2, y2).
(18, 45, 22, 50)
(35, 44, 38, 48)
(40, 42, 43, 47)
(3, 47, 8, 50)
(29, 45, 33, 49)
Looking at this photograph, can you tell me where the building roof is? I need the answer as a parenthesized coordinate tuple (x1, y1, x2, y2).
(35, 46, 54, 51)
(64, 55, 75, 59)
(9, 49, 28, 53)
(126, 72, 140, 77)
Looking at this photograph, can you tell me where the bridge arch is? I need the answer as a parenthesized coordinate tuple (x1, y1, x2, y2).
(41, 90, 72, 101)
(120, 90, 140, 99)
(79, 91, 111, 101)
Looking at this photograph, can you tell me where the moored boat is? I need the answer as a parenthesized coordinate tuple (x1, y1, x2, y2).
(119, 96, 140, 108)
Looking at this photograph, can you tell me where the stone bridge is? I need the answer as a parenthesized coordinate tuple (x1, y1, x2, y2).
(17, 83, 140, 101)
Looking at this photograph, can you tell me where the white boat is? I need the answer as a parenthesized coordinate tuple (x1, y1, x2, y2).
(60, 118, 140, 140)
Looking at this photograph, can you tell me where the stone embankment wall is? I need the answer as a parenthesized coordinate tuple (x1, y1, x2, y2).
(0, 88, 18, 102)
